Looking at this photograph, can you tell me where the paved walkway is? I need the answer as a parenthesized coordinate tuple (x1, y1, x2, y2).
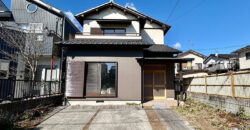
(153, 104, 194, 130)
(36, 106, 152, 130)
(36, 105, 193, 130)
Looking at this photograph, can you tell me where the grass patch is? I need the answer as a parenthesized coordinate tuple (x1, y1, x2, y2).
(126, 103, 141, 106)
(173, 98, 250, 130)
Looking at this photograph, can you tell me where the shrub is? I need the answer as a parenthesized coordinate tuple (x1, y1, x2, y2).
(0, 114, 14, 130)
(237, 106, 247, 119)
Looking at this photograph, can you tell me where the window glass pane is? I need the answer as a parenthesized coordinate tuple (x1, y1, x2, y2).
(86, 63, 117, 97)
(103, 29, 114, 35)
(115, 29, 125, 34)
(246, 52, 250, 59)
(30, 23, 43, 33)
(103, 28, 125, 35)
(100, 63, 116, 95)
(19, 24, 30, 33)
(36, 35, 44, 41)
(27, 4, 37, 13)
(46, 69, 57, 81)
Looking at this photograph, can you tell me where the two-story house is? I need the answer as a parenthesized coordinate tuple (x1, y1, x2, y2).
(57, 1, 191, 104)
(177, 50, 206, 71)
(0, 0, 19, 79)
(4, 0, 80, 80)
(233, 45, 250, 70)
(204, 54, 238, 73)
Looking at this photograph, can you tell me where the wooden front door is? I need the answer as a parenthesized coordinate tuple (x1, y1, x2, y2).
(144, 70, 166, 100)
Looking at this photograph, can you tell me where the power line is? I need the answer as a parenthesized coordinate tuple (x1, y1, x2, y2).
(170, 0, 205, 23)
(180, 43, 249, 52)
(166, 0, 180, 22)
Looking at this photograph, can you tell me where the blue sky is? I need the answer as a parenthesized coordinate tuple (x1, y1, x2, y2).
(2, 0, 250, 56)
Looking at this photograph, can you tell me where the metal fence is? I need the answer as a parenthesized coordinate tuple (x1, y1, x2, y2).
(0, 79, 62, 102)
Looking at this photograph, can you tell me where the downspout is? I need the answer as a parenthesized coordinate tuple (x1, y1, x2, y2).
(59, 15, 66, 105)
(140, 57, 144, 106)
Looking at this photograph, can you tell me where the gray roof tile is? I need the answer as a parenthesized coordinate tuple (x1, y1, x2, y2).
(60, 39, 152, 45)
(144, 45, 182, 53)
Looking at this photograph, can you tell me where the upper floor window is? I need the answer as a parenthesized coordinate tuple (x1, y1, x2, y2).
(19, 23, 43, 33)
(103, 28, 126, 36)
(90, 28, 126, 36)
(27, 4, 37, 13)
(246, 52, 250, 60)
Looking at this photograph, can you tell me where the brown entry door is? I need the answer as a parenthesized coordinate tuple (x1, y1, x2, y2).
(144, 70, 166, 100)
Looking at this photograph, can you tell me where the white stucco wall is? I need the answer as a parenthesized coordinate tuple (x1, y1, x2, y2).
(83, 8, 140, 34)
(205, 57, 230, 69)
(141, 20, 164, 44)
(239, 51, 250, 69)
(180, 53, 204, 68)
(81, 8, 165, 44)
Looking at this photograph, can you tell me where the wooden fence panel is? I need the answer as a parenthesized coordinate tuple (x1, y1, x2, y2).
(184, 71, 250, 99)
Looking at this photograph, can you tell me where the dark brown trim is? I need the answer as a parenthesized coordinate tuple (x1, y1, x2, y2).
(143, 28, 164, 29)
(84, 62, 118, 98)
(84, 18, 139, 21)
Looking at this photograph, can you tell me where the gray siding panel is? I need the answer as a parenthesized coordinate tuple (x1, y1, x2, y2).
(11, 0, 79, 55)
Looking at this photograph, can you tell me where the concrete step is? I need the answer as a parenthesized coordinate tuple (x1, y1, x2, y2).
(143, 100, 178, 107)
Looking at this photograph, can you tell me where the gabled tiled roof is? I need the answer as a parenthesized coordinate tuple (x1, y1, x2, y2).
(144, 45, 182, 53)
(178, 49, 206, 58)
(0, 1, 12, 18)
(75, 1, 170, 34)
(203, 54, 238, 64)
(59, 39, 152, 45)
(0, 1, 9, 11)
(233, 45, 250, 53)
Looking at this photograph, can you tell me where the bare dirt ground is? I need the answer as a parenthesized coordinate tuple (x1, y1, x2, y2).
(0, 104, 59, 130)
(15, 105, 58, 129)
(173, 98, 250, 130)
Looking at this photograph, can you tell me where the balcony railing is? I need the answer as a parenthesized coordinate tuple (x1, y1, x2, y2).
(0, 79, 63, 102)
(206, 62, 238, 72)
(77, 32, 141, 37)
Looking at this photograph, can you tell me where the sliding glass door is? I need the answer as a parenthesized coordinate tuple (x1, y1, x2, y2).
(85, 62, 117, 97)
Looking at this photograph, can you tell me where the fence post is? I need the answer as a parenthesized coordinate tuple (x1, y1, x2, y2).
(230, 72, 235, 98)
(205, 75, 207, 94)
(49, 81, 51, 97)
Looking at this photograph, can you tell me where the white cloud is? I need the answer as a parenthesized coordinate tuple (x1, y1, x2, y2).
(64, 11, 82, 31)
(173, 42, 182, 49)
(125, 2, 137, 10)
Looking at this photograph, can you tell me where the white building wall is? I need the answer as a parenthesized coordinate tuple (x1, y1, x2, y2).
(141, 20, 164, 44)
(37, 56, 60, 81)
(180, 54, 204, 68)
(81, 8, 165, 44)
(83, 8, 139, 34)
(239, 51, 250, 69)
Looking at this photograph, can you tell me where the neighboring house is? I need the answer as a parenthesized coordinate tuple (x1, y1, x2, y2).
(57, 1, 191, 103)
(0, 0, 19, 79)
(204, 54, 238, 73)
(3, 0, 80, 80)
(177, 50, 206, 71)
(233, 45, 250, 70)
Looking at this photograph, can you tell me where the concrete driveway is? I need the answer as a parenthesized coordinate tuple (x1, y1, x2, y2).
(36, 105, 193, 130)
(36, 106, 152, 130)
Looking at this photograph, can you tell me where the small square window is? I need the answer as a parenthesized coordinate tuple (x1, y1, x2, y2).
(246, 52, 250, 60)
(36, 35, 44, 41)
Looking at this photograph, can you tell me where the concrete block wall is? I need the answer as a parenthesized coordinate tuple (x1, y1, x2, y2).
(0, 95, 63, 115)
(187, 92, 250, 116)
